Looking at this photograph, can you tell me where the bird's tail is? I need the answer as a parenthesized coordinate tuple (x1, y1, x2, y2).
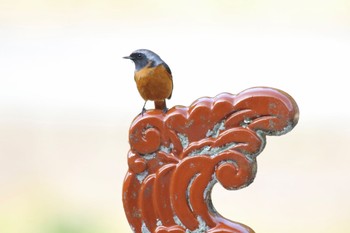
(154, 100, 167, 111)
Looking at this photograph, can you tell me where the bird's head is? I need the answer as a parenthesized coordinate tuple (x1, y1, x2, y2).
(123, 49, 164, 71)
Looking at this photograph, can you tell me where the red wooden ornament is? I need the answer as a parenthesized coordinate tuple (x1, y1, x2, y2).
(123, 87, 299, 233)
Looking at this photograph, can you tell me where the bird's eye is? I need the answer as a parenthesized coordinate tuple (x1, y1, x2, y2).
(137, 54, 142, 58)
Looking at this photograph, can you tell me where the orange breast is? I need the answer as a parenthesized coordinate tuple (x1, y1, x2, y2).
(134, 64, 173, 101)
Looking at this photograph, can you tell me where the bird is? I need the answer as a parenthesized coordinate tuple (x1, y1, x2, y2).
(123, 49, 173, 115)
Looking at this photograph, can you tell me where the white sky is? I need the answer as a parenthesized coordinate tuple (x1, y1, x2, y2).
(0, 0, 349, 127)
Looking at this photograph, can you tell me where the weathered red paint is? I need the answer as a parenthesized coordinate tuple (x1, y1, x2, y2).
(123, 87, 299, 233)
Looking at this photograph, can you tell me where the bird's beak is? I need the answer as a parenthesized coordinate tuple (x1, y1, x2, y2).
(123, 56, 132, 59)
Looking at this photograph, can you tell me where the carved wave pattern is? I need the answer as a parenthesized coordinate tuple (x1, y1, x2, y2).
(123, 87, 299, 233)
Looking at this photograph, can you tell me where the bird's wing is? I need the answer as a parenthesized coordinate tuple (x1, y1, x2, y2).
(163, 63, 173, 99)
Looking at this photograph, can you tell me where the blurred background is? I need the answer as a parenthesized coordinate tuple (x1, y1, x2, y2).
(1, 0, 350, 232)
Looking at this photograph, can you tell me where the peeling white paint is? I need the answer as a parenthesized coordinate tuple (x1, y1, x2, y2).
(178, 133, 189, 149)
(241, 118, 252, 128)
(141, 222, 151, 233)
(137, 170, 148, 183)
(160, 143, 174, 153)
(173, 215, 185, 228)
(185, 216, 209, 233)
(156, 219, 162, 227)
(187, 173, 200, 211)
(189, 142, 236, 157)
(203, 174, 218, 215)
(206, 120, 225, 138)
(143, 152, 156, 160)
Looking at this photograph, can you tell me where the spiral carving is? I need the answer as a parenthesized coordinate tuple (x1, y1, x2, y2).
(123, 87, 299, 233)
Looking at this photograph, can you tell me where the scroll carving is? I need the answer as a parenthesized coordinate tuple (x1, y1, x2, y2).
(123, 87, 299, 233)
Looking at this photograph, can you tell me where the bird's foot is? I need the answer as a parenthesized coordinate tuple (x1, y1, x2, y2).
(141, 107, 147, 116)
(162, 107, 168, 114)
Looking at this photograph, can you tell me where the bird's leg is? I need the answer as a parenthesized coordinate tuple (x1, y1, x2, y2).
(141, 101, 147, 116)
(162, 99, 169, 113)
(162, 101, 168, 113)
(162, 106, 168, 113)
(154, 100, 167, 113)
